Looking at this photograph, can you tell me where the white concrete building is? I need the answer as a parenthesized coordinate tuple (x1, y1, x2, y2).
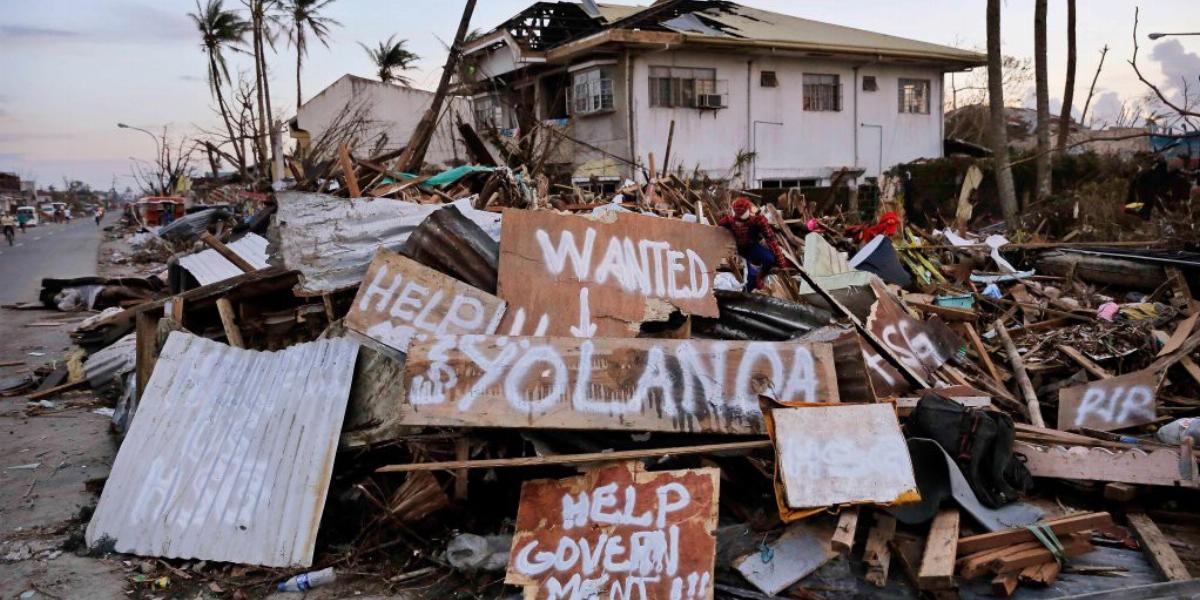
(462, 1, 984, 189)
(289, 74, 470, 168)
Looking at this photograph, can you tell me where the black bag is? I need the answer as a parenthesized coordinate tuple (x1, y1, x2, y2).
(909, 391, 1033, 508)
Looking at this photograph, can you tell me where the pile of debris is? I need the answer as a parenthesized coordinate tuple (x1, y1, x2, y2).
(13, 156, 1196, 599)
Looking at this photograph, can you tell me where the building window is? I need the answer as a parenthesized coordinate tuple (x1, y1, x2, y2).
(760, 70, 778, 88)
(649, 66, 718, 108)
(803, 74, 841, 111)
(760, 178, 820, 189)
(862, 75, 878, 92)
(473, 94, 516, 130)
(570, 68, 614, 115)
(899, 78, 931, 114)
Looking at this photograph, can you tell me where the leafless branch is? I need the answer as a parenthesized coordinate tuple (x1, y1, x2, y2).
(1130, 8, 1200, 119)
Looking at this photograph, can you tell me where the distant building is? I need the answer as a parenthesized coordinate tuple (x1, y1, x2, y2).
(289, 74, 470, 168)
(946, 105, 1152, 157)
(461, 0, 984, 188)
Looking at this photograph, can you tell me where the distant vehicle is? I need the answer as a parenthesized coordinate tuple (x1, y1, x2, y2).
(16, 206, 39, 226)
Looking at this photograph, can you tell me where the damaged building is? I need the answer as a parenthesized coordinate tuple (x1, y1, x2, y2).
(461, 0, 984, 190)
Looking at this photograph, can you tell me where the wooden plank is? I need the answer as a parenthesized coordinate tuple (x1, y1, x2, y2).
(1057, 344, 1113, 379)
(864, 514, 897, 587)
(401, 335, 838, 434)
(908, 301, 976, 322)
(215, 298, 244, 348)
(957, 512, 1113, 556)
(345, 249, 506, 355)
(26, 378, 89, 401)
(989, 534, 1093, 574)
(495, 208, 735, 338)
(504, 461, 718, 600)
(1158, 313, 1199, 357)
(134, 309, 162, 403)
(918, 508, 960, 590)
(995, 321, 1047, 427)
(962, 322, 1004, 385)
(831, 507, 859, 554)
(1014, 441, 1197, 487)
(199, 232, 256, 273)
(337, 142, 361, 198)
(1056, 370, 1158, 432)
(773, 404, 917, 508)
(959, 542, 1042, 579)
(1127, 513, 1191, 581)
(376, 440, 769, 473)
(1152, 330, 1200, 387)
(453, 436, 469, 501)
(991, 572, 1019, 597)
(1019, 561, 1061, 586)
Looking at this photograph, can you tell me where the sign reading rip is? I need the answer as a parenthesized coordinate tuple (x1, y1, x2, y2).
(346, 250, 507, 354)
(1057, 369, 1158, 432)
(497, 209, 735, 338)
(401, 335, 839, 434)
(506, 461, 718, 600)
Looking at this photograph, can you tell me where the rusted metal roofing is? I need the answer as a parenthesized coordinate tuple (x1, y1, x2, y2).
(400, 204, 500, 293)
(177, 233, 270, 286)
(85, 331, 360, 567)
(272, 193, 501, 295)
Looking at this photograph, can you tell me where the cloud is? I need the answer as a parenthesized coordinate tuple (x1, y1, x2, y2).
(1149, 39, 1200, 101)
(1088, 91, 1124, 127)
(0, 25, 79, 39)
(179, 74, 205, 82)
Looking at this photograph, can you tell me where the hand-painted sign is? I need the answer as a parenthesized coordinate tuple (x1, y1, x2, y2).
(862, 282, 962, 396)
(346, 250, 506, 354)
(1057, 370, 1158, 432)
(773, 404, 919, 509)
(401, 335, 839, 434)
(497, 209, 735, 338)
(506, 461, 718, 600)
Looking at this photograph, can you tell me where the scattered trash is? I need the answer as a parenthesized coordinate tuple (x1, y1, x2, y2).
(277, 567, 336, 592)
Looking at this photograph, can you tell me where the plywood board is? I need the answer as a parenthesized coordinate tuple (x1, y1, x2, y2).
(401, 335, 838, 434)
(506, 461, 718, 600)
(496, 209, 735, 338)
(1057, 370, 1158, 432)
(773, 404, 919, 508)
(346, 249, 506, 354)
(862, 281, 962, 396)
(734, 521, 836, 596)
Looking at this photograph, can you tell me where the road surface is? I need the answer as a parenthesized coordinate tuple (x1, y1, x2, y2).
(0, 216, 109, 305)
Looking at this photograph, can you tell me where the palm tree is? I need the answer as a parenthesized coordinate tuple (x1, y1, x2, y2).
(189, 0, 249, 176)
(279, 0, 340, 113)
(1033, 0, 1052, 201)
(245, 0, 276, 170)
(986, 0, 1019, 228)
(361, 36, 420, 86)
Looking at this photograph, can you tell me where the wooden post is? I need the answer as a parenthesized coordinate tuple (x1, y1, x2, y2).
(1128, 513, 1192, 581)
(662, 119, 675, 173)
(831, 507, 859, 554)
(337, 142, 361, 197)
(454, 436, 470, 501)
(199, 232, 256, 273)
(396, 0, 478, 173)
(216, 298, 244, 348)
(1057, 344, 1113, 379)
(962, 322, 1005, 384)
(135, 309, 162, 402)
(995, 321, 1046, 427)
(918, 508, 959, 591)
(864, 513, 897, 587)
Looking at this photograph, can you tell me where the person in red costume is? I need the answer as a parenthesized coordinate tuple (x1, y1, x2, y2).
(719, 196, 785, 292)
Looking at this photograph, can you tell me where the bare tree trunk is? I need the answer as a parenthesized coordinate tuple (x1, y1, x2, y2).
(1079, 45, 1108, 127)
(296, 29, 305, 114)
(987, 0, 1020, 227)
(251, 4, 269, 177)
(211, 58, 247, 179)
(1034, 0, 1052, 201)
(1056, 0, 1077, 153)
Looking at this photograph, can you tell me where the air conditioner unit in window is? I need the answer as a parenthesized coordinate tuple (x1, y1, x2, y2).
(694, 94, 725, 109)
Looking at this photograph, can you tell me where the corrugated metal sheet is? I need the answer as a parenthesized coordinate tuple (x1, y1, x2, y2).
(85, 332, 360, 567)
(400, 204, 499, 293)
(272, 192, 501, 295)
(694, 290, 833, 341)
(178, 233, 271, 286)
(84, 333, 136, 388)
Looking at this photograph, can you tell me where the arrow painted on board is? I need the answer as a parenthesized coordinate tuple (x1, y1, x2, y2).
(570, 287, 598, 338)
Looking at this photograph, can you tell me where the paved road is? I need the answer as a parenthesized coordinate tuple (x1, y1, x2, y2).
(0, 216, 109, 305)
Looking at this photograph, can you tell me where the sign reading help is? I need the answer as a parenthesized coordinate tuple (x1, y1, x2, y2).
(497, 209, 734, 338)
(400, 335, 839, 434)
(773, 404, 919, 509)
(506, 461, 718, 600)
(1057, 369, 1158, 432)
(346, 249, 507, 354)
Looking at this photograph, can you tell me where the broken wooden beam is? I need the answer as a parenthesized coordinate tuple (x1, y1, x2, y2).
(995, 321, 1047, 427)
(199, 232, 256, 273)
(864, 513, 897, 587)
(957, 512, 1112, 555)
(918, 508, 960, 591)
(1057, 344, 1113, 379)
(27, 378, 89, 401)
(1127, 513, 1192, 582)
(337, 142, 361, 198)
(215, 298, 244, 348)
(376, 440, 771, 473)
(988, 533, 1093, 574)
(831, 507, 859, 554)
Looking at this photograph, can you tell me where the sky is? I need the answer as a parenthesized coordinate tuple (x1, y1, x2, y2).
(1, 0, 1197, 190)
